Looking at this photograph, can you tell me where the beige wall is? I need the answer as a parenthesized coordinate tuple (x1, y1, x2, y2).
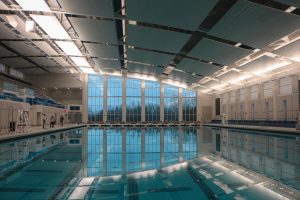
(44, 88, 82, 105)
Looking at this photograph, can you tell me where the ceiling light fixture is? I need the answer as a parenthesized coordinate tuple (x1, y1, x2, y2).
(25, 20, 35, 32)
(16, 0, 51, 12)
(285, 6, 297, 13)
(55, 41, 82, 56)
(79, 67, 95, 74)
(70, 57, 90, 67)
(30, 15, 71, 39)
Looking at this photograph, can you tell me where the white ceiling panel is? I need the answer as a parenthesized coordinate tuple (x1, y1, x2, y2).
(127, 62, 164, 76)
(84, 43, 119, 59)
(209, 0, 300, 48)
(127, 0, 218, 31)
(31, 57, 59, 66)
(33, 41, 58, 56)
(188, 38, 252, 65)
(93, 58, 121, 69)
(127, 25, 190, 53)
(58, 0, 114, 17)
(176, 58, 220, 76)
(69, 18, 118, 44)
(217, 70, 252, 83)
(239, 56, 290, 75)
(127, 48, 174, 67)
(0, 57, 34, 68)
(273, 39, 300, 62)
(0, 23, 19, 39)
(20, 67, 47, 74)
(53, 57, 72, 67)
(168, 71, 200, 84)
(3, 41, 43, 56)
(0, 46, 15, 57)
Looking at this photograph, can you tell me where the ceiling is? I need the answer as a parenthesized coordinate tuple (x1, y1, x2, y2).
(0, 0, 299, 92)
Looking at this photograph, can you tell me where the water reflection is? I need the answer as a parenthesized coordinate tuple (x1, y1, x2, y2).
(86, 127, 199, 176)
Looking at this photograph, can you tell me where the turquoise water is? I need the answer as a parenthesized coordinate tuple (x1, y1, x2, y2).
(0, 127, 299, 199)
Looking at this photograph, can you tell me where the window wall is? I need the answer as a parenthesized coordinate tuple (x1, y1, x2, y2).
(145, 81, 160, 122)
(88, 75, 103, 122)
(107, 76, 122, 122)
(182, 89, 197, 122)
(126, 79, 141, 122)
(164, 85, 179, 121)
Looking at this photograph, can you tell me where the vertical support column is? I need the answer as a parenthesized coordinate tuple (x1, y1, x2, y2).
(141, 80, 145, 122)
(82, 74, 88, 123)
(103, 75, 108, 122)
(197, 128, 201, 158)
(257, 84, 263, 120)
(178, 88, 183, 122)
(122, 128, 126, 174)
(103, 129, 107, 176)
(244, 88, 249, 120)
(122, 75, 126, 122)
(141, 128, 145, 170)
(160, 83, 164, 122)
(273, 80, 279, 120)
(178, 128, 183, 162)
(160, 128, 164, 168)
(196, 92, 201, 122)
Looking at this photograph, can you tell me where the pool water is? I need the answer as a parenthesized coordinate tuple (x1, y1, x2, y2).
(0, 127, 299, 199)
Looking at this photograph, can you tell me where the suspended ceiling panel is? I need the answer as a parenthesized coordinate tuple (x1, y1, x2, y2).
(127, 25, 190, 53)
(3, 41, 43, 56)
(127, 63, 164, 76)
(127, 0, 218, 31)
(188, 38, 252, 66)
(33, 41, 58, 56)
(127, 48, 174, 67)
(30, 57, 59, 66)
(176, 58, 220, 76)
(273, 39, 300, 62)
(275, 0, 300, 7)
(209, 0, 300, 49)
(0, 46, 15, 57)
(20, 67, 47, 74)
(84, 43, 119, 59)
(93, 58, 121, 69)
(168, 71, 200, 84)
(58, 0, 114, 17)
(217, 70, 251, 83)
(239, 56, 290, 75)
(53, 57, 72, 67)
(0, 23, 19, 39)
(47, 67, 65, 73)
(0, 57, 34, 68)
(69, 18, 118, 44)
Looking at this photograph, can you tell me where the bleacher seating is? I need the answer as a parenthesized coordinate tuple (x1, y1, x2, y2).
(208, 119, 296, 128)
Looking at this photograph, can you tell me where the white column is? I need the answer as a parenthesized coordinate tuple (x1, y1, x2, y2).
(196, 92, 201, 121)
(178, 88, 183, 122)
(122, 75, 126, 122)
(160, 83, 164, 122)
(82, 74, 88, 123)
(103, 75, 108, 122)
(273, 80, 279, 120)
(103, 129, 107, 176)
(141, 80, 145, 122)
(257, 84, 263, 120)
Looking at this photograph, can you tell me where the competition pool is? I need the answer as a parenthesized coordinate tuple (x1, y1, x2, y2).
(0, 127, 299, 199)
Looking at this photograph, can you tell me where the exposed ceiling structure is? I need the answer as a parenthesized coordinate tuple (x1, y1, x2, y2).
(0, 0, 300, 92)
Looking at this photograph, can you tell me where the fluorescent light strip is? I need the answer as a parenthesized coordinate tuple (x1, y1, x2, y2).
(70, 57, 90, 67)
(79, 67, 95, 74)
(16, 0, 51, 12)
(55, 41, 82, 56)
(30, 15, 71, 39)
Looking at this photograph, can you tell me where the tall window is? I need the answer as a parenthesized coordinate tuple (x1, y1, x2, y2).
(182, 89, 197, 122)
(88, 75, 103, 122)
(164, 84, 179, 121)
(126, 78, 141, 122)
(145, 81, 160, 122)
(107, 76, 122, 122)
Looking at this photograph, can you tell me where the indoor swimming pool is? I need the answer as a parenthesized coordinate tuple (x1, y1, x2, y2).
(0, 127, 299, 199)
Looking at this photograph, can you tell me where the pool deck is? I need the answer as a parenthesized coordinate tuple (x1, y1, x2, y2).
(204, 123, 300, 134)
(0, 124, 86, 142)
